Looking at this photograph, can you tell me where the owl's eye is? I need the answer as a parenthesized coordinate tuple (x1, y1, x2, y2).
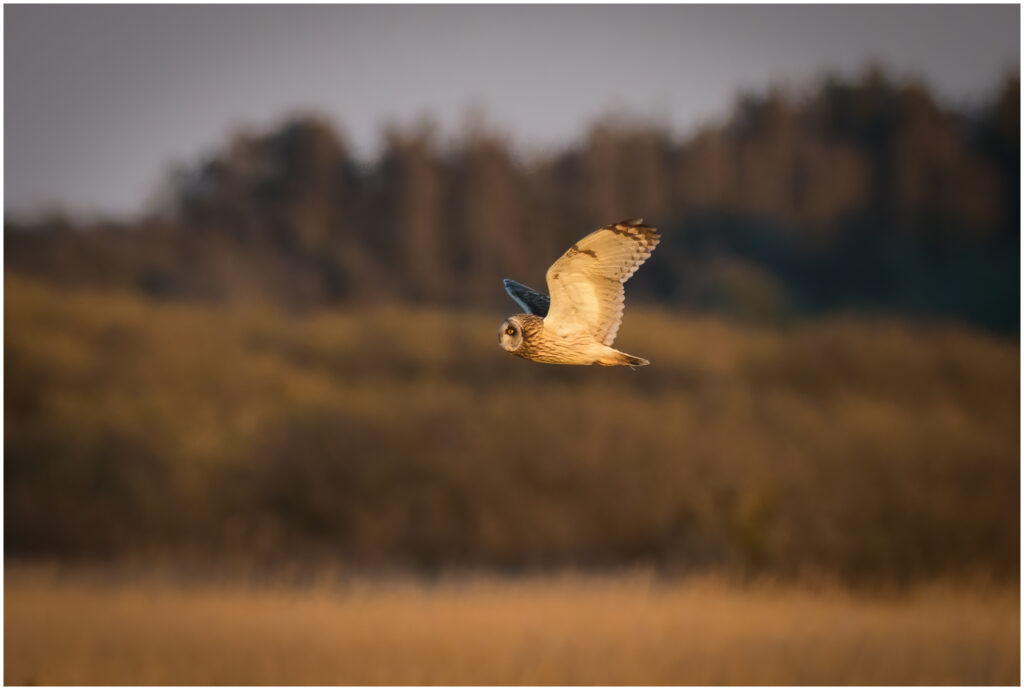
(506, 327, 515, 336)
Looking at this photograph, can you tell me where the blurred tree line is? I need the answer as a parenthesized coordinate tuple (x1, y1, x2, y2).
(6, 69, 1020, 332)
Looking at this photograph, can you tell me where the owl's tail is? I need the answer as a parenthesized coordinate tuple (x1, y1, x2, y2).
(599, 349, 650, 367)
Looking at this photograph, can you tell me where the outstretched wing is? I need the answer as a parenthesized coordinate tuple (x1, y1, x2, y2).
(543, 218, 659, 346)
(503, 278, 550, 317)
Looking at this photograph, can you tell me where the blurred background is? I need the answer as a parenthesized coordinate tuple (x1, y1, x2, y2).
(4, 4, 1021, 685)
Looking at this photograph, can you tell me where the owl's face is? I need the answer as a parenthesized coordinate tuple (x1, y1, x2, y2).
(498, 317, 524, 352)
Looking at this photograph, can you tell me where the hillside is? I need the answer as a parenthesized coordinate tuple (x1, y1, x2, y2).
(7, 276, 1018, 582)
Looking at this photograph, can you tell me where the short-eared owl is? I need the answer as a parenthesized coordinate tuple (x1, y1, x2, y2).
(499, 218, 660, 366)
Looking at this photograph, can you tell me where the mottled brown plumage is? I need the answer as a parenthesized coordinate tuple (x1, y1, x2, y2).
(499, 218, 659, 367)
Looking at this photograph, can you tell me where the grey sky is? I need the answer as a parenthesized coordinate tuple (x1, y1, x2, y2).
(5, 4, 1019, 217)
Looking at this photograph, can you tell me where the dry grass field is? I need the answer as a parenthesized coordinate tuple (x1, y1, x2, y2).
(4, 569, 1018, 685)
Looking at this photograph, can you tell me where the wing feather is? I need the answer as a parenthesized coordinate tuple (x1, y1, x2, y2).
(502, 279, 551, 317)
(543, 219, 659, 345)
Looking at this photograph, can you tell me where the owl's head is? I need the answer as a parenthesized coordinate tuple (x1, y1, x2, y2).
(498, 316, 524, 352)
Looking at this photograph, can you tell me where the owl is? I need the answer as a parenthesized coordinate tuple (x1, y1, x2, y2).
(498, 218, 660, 366)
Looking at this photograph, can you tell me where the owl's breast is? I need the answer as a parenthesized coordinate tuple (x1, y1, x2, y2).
(517, 324, 601, 365)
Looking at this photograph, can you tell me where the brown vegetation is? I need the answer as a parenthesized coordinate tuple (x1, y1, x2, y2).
(5, 569, 1018, 685)
(5, 62, 1018, 689)
(6, 275, 1018, 582)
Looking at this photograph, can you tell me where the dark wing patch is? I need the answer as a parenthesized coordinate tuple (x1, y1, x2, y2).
(566, 244, 598, 258)
(503, 279, 551, 317)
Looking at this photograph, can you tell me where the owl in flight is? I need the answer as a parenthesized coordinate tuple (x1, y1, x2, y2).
(499, 218, 660, 366)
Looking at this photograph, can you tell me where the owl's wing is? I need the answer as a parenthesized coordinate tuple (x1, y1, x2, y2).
(543, 218, 659, 346)
(503, 279, 550, 317)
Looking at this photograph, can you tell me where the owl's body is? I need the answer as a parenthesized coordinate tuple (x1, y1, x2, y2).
(499, 313, 645, 366)
(499, 219, 659, 367)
